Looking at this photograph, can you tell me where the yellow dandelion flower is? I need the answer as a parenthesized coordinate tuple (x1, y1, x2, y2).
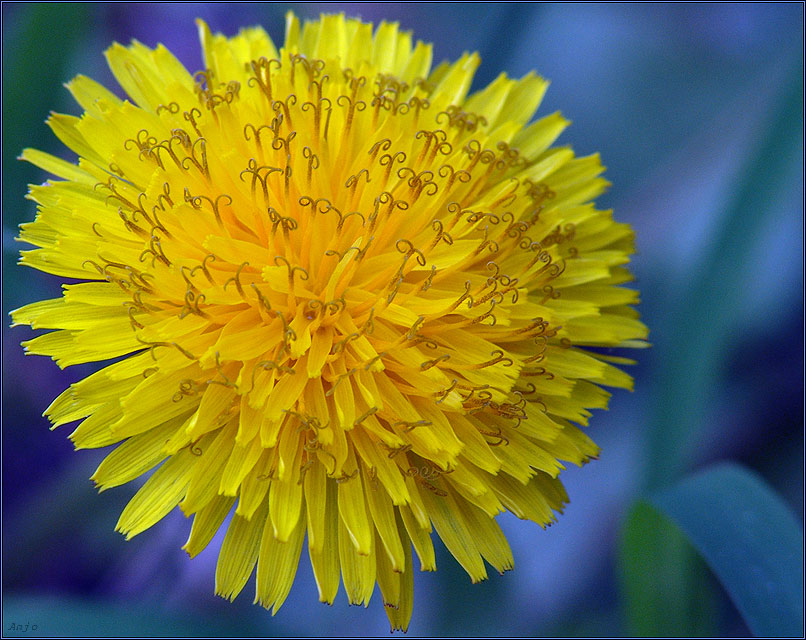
(12, 12, 648, 631)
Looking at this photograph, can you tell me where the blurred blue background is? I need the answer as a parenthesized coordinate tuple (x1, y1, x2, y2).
(2, 3, 803, 636)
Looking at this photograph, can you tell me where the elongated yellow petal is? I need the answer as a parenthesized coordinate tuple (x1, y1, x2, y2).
(219, 434, 264, 496)
(255, 499, 306, 613)
(215, 501, 268, 600)
(399, 504, 436, 572)
(308, 477, 341, 603)
(338, 515, 376, 606)
(181, 420, 238, 515)
(418, 488, 487, 583)
(303, 458, 327, 553)
(184, 494, 235, 557)
(383, 514, 415, 631)
(365, 477, 405, 571)
(92, 417, 182, 490)
(338, 459, 373, 555)
(116, 449, 194, 539)
(236, 451, 272, 519)
(455, 498, 514, 574)
(375, 530, 400, 610)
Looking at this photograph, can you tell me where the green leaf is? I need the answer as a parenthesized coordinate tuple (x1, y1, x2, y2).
(650, 463, 804, 638)
(619, 501, 717, 637)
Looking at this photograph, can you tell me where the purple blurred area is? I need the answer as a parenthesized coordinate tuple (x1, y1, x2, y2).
(2, 3, 802, 637)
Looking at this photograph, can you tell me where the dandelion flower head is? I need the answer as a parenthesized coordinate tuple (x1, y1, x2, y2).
(13, 12, 648, 631)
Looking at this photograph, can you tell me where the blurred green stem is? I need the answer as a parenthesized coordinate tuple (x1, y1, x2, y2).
(620, 502, 716, 637)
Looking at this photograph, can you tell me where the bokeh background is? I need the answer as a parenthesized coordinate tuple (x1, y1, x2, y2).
(2, 3, 803, 637)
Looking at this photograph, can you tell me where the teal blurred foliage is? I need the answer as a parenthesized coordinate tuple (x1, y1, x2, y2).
(2, 3, 803, 637)
(618, 50, 804, 638)
(650, 464, 804, 637)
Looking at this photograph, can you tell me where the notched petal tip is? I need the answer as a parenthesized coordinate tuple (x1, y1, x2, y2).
(103, 41, 126, 57)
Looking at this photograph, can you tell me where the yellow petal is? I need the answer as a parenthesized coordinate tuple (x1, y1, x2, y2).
(337, 461, 373, 555)
(255, 499, 306, 613)
(116, 448, 194, 539)
(184, 494, 235, 557)
(338, 514, 375, 606)
(384, 513, 415, 631)
(418, 488, 487, 583)
(365, 477, 405, 571)
(91, 416, 182, 490)
(399, 503, 436, 572)
(215, 500, 268, 600)
(308, 477, 341, 603)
